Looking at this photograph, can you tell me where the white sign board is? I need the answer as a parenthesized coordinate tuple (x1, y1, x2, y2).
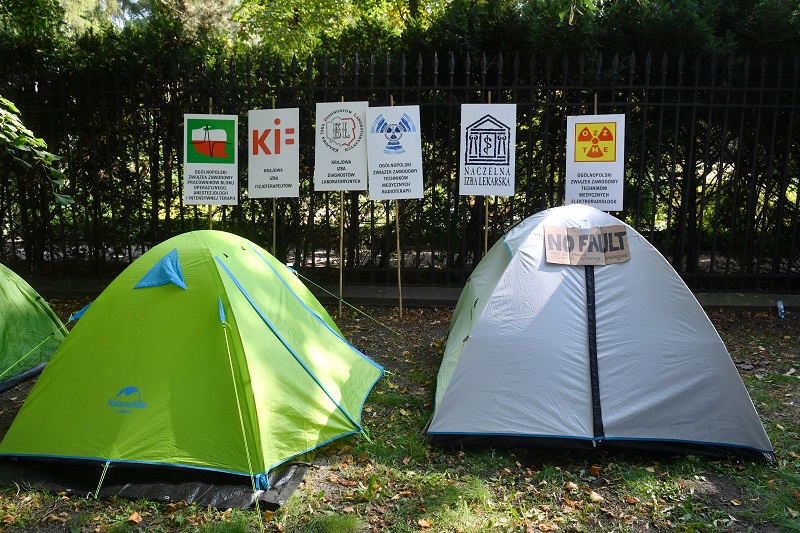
(314, 102, 369, 191)
(459, 104, 517, 196)
(248, 108, 300, 198)
(183, 114, 238, 205)
(565, 114, 625, 210)
(366, 106, 424, 200)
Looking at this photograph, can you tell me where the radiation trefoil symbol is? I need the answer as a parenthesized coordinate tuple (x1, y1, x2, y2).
(370, 113, 417, 155)
(574, 122, 616, 163)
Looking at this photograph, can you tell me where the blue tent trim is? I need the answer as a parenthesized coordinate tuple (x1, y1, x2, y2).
(134, 248, 186, 290)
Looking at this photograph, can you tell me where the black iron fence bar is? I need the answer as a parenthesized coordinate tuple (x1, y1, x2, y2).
(1, 51, 798, 290)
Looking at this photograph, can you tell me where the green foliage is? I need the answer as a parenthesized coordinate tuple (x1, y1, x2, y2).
(421, 0, 530, 55)
(0, 95, 74, 206)
(0, 0, 68, 69)
(743, 0, 800, 55)
(234, 0, 356, 57)
(0, 0, 66, 43)
(591, 0, 729, 55)
(318, 6, 404, 58)
(3, 0, 800, 64)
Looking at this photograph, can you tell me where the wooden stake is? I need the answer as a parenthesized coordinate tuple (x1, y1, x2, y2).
(484, 198, 489, 255)
(208, 96, 214, 230)
(271, 97, 277, 254)
(339, 190, 344, 317)
(395, 199, 402, 318)
(484, 91, 493, 255)
(388, 94, 403, 317)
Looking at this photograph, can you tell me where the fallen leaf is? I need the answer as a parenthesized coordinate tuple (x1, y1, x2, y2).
(402, 456, 411, 464)
(644, 466, 655, 472)
(343, 506, 355, 513)
(730, 500, 742, 506)
(47, 513, 68, 524)
(263, 510, 274, 521)
(328, 474, 358, 487)
(788, 507, 799, 518)
(418, 518, 431, 528)
(590, 465, 601, 476)
(538, 522, 559, 531)
(626, 496, 640, 504)
(590, 491, 604, 503)
(564, 481, 578, 491)
(128, 512, 142, 524)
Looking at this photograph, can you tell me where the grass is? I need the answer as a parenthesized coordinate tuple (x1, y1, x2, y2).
(0, 306, 798, 532)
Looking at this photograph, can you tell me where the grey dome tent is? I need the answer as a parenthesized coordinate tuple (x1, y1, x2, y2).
(428, 205, 773, 461)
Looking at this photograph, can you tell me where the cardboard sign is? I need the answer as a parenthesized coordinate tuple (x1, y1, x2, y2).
(459, 104, 517, 196)
(544, 224, 630, 265)
(248, 108, 300, 198)
(366, 105, 424, 200)
(314, 102, 369, 191)
(565, 114, 625, 211)
(183, 114, 238, 205)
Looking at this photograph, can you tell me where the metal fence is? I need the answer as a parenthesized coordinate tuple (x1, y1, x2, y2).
(2, 51, 799, 290)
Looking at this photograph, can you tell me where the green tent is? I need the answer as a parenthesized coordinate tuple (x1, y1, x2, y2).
(0, 263, 67, 392)
(0, 230, 383, 508)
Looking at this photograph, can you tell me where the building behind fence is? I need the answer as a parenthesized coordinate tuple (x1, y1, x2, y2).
(2, 51, 799, 290)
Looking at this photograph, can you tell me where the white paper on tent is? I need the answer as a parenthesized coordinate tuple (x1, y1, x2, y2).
(543, 224, 631, 265)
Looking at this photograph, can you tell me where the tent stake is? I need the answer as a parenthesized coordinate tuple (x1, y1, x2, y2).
(93, 461, 110, 499)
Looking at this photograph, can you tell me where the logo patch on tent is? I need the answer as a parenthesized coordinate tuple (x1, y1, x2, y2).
(108, 386, 148, 414)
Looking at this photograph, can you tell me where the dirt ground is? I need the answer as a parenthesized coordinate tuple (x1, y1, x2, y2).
(0, 299, 798, 532)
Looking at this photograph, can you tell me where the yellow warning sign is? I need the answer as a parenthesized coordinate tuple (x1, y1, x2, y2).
(574, 122, 616, 162)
